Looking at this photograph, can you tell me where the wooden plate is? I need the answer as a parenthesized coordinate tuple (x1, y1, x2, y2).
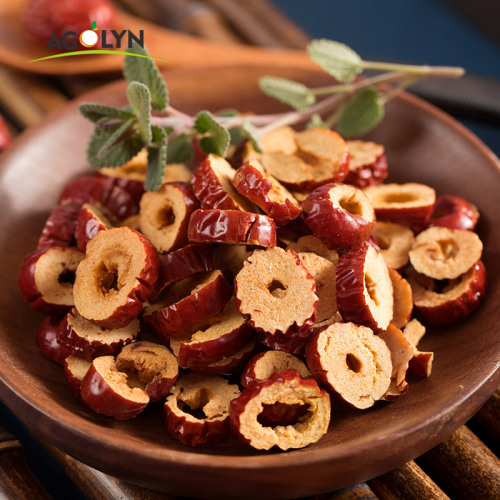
(0, 65, 498, 499)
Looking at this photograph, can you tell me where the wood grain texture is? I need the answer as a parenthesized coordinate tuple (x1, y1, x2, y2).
(0, 66, 498, 498)
(471, 387, 500, 448)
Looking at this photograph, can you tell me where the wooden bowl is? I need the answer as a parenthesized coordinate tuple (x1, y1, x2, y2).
(0, 65, 498, 499)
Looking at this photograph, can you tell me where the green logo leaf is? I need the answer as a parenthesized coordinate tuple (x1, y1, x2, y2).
(91, 20, 97, 30)
(194, 110, 230, 157)
(307, 39, 362, 83)
(259, 76, 315, 110)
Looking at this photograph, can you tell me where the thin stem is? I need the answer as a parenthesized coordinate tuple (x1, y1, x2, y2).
(362, 61, 465, 77)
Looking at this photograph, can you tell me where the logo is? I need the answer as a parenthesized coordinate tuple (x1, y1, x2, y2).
(28, 21, 163, 63)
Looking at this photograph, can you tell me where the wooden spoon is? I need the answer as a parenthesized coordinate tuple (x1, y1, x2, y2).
(0, 0, 313, 75)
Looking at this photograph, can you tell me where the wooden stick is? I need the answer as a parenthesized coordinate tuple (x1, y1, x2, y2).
(419, 426, 500, 500)
(368, 460, 449, 500)
(318, 482, 379, 499)
(470, 388, 499, 447)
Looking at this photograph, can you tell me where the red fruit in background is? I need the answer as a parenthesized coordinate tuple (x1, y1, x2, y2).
(427, 195, 480, 231)
(22, 0, 116, 50)
(0, 115, 11, 153)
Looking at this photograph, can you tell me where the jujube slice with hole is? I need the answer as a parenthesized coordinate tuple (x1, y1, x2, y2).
(75, 203, 115, 252)
(36, 316, 68, 365)
(306, 322, 392, 409)
(235, 247, 318, 336)
(57, 308, 139, 360)
(409, 226, 483, 280)
(164, 373, 240, 447)
(336, 245, 393, 333)
(229, 370, 330, 450)
(115, 341, 178, 401)
(427, 194, 479, 231)
(344, 140, 388, 188)
(232, 160, 302, 225)
(188, 209, 277, 247)
(58, 176, 137, 220)
(406, 261, 486, 325)
(372, 221, 415, 269)
(303, 183, 375, 250)
(363, 183, 435, 226)
(81, 356, 150, 420)
(64, 355, 92, 399)
(403, 319, 434, 377)
(191, 154, 257, 212)
(18, 247, 84, 316)
(73, 226, 160, 329)
(37, 204, 80, 250)
(389, 268, 413, 329)
(143, 270, 232, 339)
(286, 235, 339, 264)
(140, 182, 200, 253)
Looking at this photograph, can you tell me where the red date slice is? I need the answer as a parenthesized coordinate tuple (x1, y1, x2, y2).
(140, 182, 200, 253)
(164, 373, 240, 447)
(344, 140, 388, 188)
(389, 268, 413, 329)
(75, 203, 115, 252)
(403, 319, 434, 378)
(37, 204, 80, 250)
(18, 247, 84, 316)
(36, 316, 68, 365)
(64, 355, 91, 399)
(286, 235, 339, 264)
(372, 221, 415, 270)
(427, 194, 479, 231)
(73, 227, 159, 330)
(229, 370, 330, 450)
(188, 209, 277, 247)
(57, 308, 139, 361)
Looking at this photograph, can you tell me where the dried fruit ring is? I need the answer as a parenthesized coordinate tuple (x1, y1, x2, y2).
(372, 221, 415, 270)
(64, 355, 91, 399)
(344, 140, 388, 188)
(229, 370, 330, 450)
(164, 373, 240, 447)
(235, 247, 318, 336)
(409, 226, 483, 280)
(75, 203, 115, 252)
(306, 322, 392, 409)
(36, 316, 68, 365)
(73, 227, 160, 329)
(426, 194, 479, 231)
(37, 204, 80, 250)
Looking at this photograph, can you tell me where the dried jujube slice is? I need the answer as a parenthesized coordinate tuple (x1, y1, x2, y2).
(427, 195, 479, 231)
(176, 299, 254, 369)
(229, 370, 330, 450)
(164, 373, 240, 447)
(389, 268, 413, 329)
(306, 322, 392, 409)
(403, 319, 434, 377)
(37, 204, 80, 249)
(241, 350, 310, 388)
(406, 261, 486, 325)
(151, 243, 217, 300)
(372, 221, 415, 269)
(75, 203, 115, 252)
(214, 244, 252, 279)
(363, 183, 436, 226)
(344, 140, 388, 188)
(234, 247, 318, 336)
(73, 227, 160, 330)
(18, 247, 84, 316)
(81, 356, 150, 420)
(191, 154, 256, 212)
(115, 341, 178, 401)
(286, 235, 339, 264)
(232, 160, 302, 225)
(143, 270, 232, 339)
(258, 330, 311, 356)
(57, 308, 139, 360)
(139, 182, 200, 253)
(59, 176, 137, 220)
(303, 183, 375, 250)
(64, 355, 91, 399)
(336, 245, 393, 333)
(188, 209, 277, 247)
(409, 226, 483, 280)
(36, 316, 68, 365)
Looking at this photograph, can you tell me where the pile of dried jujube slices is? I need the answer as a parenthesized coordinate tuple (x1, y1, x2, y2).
(18, 126, 486, 450)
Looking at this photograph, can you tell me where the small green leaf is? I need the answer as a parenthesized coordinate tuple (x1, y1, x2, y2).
(241, 119, 263, 153)
(79, 103, 135, 123)
(259, 76, 315, 110)
(336, 87, 384, 137)
(194, 110, 230, 157)
(145, 125, 167, 191)
(216, 109, 240, 117)
(228, 126, 243, 146)
(167, 133, 194, 164)
(307, 114, 328, 129)
(124, 43, 168, 111)
(307, 39, 362, 83)
(91, 20, 97, 30)
(87, 122, 143, 168)
(127, 82, 152, 144)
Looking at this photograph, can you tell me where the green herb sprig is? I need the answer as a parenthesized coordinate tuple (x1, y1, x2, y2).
(79, 40, 464, 191)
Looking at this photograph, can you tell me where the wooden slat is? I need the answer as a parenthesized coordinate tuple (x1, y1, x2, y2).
(470, 387, 500, 448)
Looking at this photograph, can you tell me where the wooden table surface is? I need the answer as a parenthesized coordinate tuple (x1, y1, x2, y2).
(0, 1, 498, 499)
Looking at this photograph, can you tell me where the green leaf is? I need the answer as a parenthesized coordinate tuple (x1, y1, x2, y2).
(127, 82, 152, 144)
(216, 109, 239, 117)
(241, 119, 263, 153)
(336, 87, 384, 137)
(259, 76, 315, 110)
(79, 103, 135, 123)
(167, 133, 194, 164)
(307, 114, 328, 129)
(87, 122, 143, 168)
(124, 43, 168, 111)
(194, 110, 230, 157)
(145, 125, 167, 191)
(91, 20, 97, 30)
(228, 126, 243, 146)
(307, 39, 362, 83)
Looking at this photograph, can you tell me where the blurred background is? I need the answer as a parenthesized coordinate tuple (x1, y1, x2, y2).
(0, 0, 498, 498)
